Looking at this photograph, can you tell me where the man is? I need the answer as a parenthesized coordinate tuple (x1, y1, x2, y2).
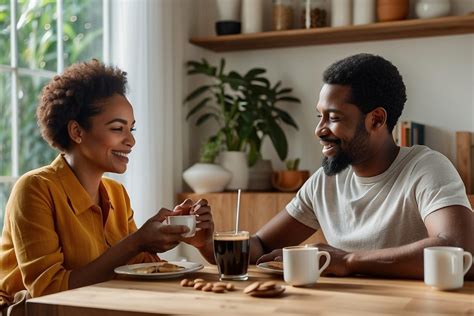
(250, 53, 473, 279)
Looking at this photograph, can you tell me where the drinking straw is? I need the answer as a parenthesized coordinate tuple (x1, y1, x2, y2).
(235, 189, 241, 234)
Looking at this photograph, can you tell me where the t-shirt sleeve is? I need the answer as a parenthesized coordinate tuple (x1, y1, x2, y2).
(9, 175, 71, 298)
(411, 151, 472, 220)
(285, 170, 321, 230)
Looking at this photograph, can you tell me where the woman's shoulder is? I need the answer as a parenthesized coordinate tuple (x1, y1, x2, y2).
(13, 164, 59, 192)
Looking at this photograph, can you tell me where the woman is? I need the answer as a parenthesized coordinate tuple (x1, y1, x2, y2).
(0, 60, 214, 306)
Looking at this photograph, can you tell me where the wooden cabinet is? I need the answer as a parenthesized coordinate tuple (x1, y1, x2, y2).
(190, 15, 474, 52)
(177, 192, 326, 245)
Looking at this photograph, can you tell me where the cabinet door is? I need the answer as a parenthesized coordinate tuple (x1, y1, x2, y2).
(177, 192, 327, 245)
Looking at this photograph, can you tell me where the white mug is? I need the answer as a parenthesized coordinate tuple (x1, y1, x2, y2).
(166, 215, 196, 237)
(283, 246, 330, 286)
(424, 246, 473, 290)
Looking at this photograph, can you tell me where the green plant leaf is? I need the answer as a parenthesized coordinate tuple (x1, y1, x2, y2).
(196, 112, 219, 125)
(273, 108, 299, 129)
(251, 77, 271, 88)
(244, 68, 266, 80)
(267, 121, 288, 161)
(276, 88, 293, 95)
(184, 85, 210, 102)
(218, 58, 226, 76)
(186, 97, 211, 120)
(276, 96, 301, 103)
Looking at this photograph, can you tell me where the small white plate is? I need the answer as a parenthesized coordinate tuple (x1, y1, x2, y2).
(256, 262, 283, 275)
(114, 261, 204, 279)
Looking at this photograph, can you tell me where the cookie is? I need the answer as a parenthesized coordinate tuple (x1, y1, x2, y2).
(249, 285, 285, 298)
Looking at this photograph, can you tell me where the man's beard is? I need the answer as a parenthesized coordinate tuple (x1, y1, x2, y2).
(322, 118, 370, 176)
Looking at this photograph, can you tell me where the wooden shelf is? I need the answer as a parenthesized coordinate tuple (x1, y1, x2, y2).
(190, 15, 474, 52)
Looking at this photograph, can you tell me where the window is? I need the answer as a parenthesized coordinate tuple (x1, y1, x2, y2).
(0, 0, 107, 225)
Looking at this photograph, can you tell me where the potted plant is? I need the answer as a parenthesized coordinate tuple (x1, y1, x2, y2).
(272, 158, 310, 192)
(184, 58, 300, 190)
(184, 58, 250, 190)
(182, 136, 232, 194)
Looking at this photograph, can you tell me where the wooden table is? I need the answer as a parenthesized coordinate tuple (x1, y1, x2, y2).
(27, 266, 474, 315)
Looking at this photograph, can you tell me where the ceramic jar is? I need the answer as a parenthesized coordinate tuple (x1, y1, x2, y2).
(183, 163, 232, 194)
(301, 0, 327, 29)
(353, 0, 375, 25)
(331, 0, 352, 27)
(215, 0, 242, 35)
(272, 0, 294, 31)
(415, 0, 451, 19)
(377, 0, 409, 22)
(242, 0, 264, 33)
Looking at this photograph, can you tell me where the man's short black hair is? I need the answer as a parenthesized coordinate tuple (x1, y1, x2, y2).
(323, 53, 407, 132)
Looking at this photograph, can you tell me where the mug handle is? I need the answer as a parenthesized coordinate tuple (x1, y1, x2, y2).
(317, 251, 331, 275)
(463, 251, 473, 276)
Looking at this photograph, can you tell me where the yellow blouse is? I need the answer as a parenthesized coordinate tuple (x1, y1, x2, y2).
(0, 155, 159, 305)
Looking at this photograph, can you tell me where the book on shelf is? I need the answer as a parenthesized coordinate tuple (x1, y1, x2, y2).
(393, 121, 425, 147)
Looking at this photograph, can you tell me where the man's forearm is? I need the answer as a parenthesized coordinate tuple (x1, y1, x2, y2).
(347, 236, 455, 279)
(250, 235, 266, 263)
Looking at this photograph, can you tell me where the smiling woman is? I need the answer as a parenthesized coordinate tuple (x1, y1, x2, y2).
(0, 60, 215, 309)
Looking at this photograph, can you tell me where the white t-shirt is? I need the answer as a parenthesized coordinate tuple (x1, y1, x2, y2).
(286, 145, 472, 251)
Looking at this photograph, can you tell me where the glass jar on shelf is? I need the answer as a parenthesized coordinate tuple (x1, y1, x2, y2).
(272, 0, 294, 31)
(301, 0, 327, 29)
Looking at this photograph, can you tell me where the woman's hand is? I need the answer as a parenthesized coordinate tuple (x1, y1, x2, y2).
(135, 208, 189, 253)
(173, 199, 214, 249)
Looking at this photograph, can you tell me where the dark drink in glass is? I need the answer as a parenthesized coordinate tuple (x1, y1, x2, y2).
(213, 231, 250, 280)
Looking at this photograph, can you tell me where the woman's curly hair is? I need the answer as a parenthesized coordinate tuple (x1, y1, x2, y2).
(37, 59, 128, 151)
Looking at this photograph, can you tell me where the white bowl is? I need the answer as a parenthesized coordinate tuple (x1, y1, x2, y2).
(415, 0, 451, 19)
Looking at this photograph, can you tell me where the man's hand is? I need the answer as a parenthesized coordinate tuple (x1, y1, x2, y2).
(313, 244, 352, 277)
(255, 244, 353, 277)
(256, 249, 283, 265)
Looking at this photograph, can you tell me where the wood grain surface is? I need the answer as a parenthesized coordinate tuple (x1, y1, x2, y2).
(27, 266, 474, 315)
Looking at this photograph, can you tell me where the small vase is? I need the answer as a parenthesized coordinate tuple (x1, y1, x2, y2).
(331, 0, 352, 27)
(242, 0, 264, 33)
(353, 0, 375, 25)
(219, 151, 249, 190)
(216, 0, 242, 35)
(183, 163, 232, 194)
(377, 0, 409, 22)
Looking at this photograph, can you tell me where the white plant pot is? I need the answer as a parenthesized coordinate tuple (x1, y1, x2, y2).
(216, 0, 241, 21)
(219, 151, 249, 190)
(183, 163, 232, 194)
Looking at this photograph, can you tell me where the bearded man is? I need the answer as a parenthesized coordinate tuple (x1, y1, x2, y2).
(239, 53, 473, 279)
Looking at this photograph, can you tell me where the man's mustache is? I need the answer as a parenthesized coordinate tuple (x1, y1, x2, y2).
(320, 136, 341, 145)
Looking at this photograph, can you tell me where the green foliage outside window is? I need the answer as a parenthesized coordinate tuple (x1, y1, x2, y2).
(0, 0, 104, 225)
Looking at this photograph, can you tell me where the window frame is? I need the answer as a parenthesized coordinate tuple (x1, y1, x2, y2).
(0, 0, 111, 213)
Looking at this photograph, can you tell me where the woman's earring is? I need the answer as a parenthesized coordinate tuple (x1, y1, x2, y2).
(77, 138, 82, 144)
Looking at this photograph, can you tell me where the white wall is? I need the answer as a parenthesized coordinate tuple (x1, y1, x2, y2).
(184, 0, 474, 174)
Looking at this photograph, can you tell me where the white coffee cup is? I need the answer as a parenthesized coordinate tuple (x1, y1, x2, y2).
(166, 215, 196, 237)
(424, 246, 473, 290)
(283, 246, 331, 286)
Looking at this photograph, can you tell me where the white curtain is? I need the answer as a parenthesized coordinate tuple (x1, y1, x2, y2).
(110, 0, 188, 226)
